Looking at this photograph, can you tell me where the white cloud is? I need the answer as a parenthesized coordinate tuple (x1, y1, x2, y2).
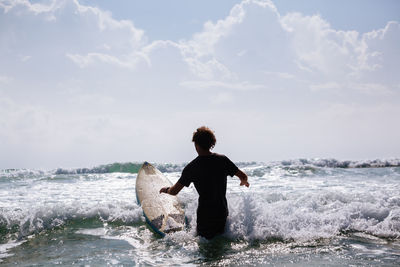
(176, 0, 298, 90)
(0, 75, 12, 84)
(309, 82, 341, 91)
(309, 82, 393, 95)
(359, 21, 400, 84)
(210, 92, 234, 105)
(264, 71, 295, 80)
(0, 0, 60, 14)
(180, 80, 264, 90)
(177, 0, 399, 95)
(19, 55, 31, 62)
(0, 0, 399, 168)
(0, 0, 147, 68)
(68, 93, 115, 106)
(281, 12, 363, 78)
(66, 52, 142, 69)
(350, 82, 393, 95)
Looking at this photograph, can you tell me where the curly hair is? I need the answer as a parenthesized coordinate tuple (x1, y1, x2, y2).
(192, 126, 216, 150)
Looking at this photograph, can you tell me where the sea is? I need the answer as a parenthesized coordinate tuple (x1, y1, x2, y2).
(1, 158, 399, 266)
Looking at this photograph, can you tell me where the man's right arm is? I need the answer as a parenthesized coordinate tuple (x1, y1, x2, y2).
(235, 169, 249, 187)
(160, 182, 184, 195)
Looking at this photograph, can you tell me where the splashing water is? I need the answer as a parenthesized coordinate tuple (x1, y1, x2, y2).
(0, 159, 399, 266)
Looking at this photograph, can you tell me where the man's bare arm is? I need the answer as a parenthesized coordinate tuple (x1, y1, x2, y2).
(159, 182, 184, 196)
(235, 169, 249, 187)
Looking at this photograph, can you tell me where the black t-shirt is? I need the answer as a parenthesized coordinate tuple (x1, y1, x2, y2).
(178, 153, 239, 223)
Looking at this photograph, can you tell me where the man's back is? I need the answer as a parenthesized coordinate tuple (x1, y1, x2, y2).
(178, 153, 238, 223)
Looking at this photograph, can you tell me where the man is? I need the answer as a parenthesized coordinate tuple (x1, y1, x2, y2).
(160, 126, 249, 239)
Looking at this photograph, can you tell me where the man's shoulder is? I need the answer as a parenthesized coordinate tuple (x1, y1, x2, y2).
(183, 156, 201, 169)
(212, 152, 226, 158)
(212, 153, 231, 162)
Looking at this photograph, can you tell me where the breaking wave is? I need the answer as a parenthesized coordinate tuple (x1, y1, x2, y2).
(2, 158, 399, 177)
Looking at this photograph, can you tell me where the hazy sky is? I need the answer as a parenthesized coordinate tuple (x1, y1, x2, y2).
(1, 0, 399, 169)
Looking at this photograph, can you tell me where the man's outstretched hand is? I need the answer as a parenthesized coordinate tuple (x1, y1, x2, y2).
(236, 169, 249, 187)
(240, 178, 250, 187)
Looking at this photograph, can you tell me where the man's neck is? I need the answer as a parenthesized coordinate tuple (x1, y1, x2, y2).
(197, 149, 212, 156)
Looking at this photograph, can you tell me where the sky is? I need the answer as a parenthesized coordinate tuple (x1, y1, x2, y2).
(0, 0, 399, 169)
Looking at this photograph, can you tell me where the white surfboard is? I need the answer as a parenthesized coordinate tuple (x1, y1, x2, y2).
(136, 162, 185, 236)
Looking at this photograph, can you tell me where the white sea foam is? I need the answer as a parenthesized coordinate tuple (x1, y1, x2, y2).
(164, 166, 400, 242)
(225, 169, 400, 241)
(0, 161, 399, 250)
(0, 172, 143, 240)
(76, 227, 109, 237)
(0, 240, 26, 262)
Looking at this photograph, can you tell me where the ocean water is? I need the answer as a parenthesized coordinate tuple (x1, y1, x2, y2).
(1, 159, 399, 266)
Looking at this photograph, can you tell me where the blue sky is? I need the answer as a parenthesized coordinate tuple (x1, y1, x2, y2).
(0, 0, 399, 168)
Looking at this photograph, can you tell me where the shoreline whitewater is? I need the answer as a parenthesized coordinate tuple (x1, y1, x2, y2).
(1, 158, 399, 265)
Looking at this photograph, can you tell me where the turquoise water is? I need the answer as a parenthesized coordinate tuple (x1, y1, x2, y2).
(1, 159, 400, 266)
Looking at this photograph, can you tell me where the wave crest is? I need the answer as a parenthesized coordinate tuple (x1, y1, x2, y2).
(0, 202, 143, 242)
